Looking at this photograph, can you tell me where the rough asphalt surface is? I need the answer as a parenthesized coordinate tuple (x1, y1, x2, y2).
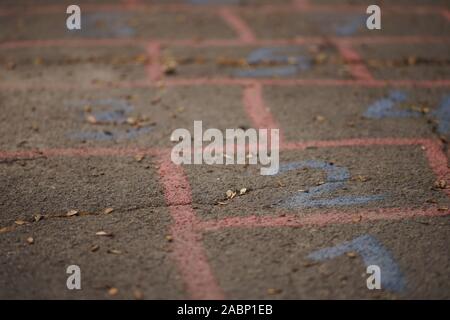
(0, 0, 449, 299)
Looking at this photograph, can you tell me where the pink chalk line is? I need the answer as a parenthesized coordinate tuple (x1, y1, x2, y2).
(218, 8, 256, 43)
(198, 207, 449, 232)
(2, 79, 449, 91)
(333, 42, 374, 82)
(243, 83, 285, 142)
(146, 42, 163, 83)
(156, 151, 224, 299)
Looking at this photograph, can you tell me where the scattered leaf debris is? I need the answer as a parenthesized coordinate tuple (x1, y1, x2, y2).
(86, 114, 98, 124)
(66, 209, 79, 217)
(133, 289, 144, 300)
(134, 154, 145, 162)
(434, 180, 447, 189)
(96, 231, 113, 237)
(33, 214, 43, 222)
(103, 207, 114, 214)
(267, 288, 282, 295)
(108, 287, 119, 296)
(107, 249, 122, 255)
(226, 190, 237, 200)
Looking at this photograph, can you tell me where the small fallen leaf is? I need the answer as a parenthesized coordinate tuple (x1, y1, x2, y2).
(103, 207, 114, 214)
(438, 206, 449, 211)
(239, 188, 247, 195)
(90, 244, 100, 252)
(107, 249, 122, 255)
(26, 237, 34, 244)
(15, 220, 28, 225)
(108, 287, 119, 296)
(315, 115, 326, 122)
(346, 251, 357, 258)
(33, 57, 43, 65)
(66, 209, 78, 217)
(166, 235, 173, 242)
(0, 227, 9, 233)
(86, 114, 98, 124)
(226, 190, 237, 199)
(134, 154, 145, 162)
(434, 180, 447, 189)
(96, 231, 113, 237)
(267, 288, 282, 295)
(33, 214, 43, 222)
(126, 117, 138, 125)
(133, 289, 144, 300)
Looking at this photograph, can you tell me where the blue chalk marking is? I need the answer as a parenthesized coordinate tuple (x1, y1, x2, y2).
(66, 98, 153, 141)
(69, 127, 153, 141)
(234, 47, 311, 78)
(276, 160, 383, 209)
(66, 98, 134, 124)
(432, 94, 450, 134)
(73, 12, 135, 38)
(334, 16, 366, 36)
(364, 90, 420, 119)
(308, 235, 406, 293)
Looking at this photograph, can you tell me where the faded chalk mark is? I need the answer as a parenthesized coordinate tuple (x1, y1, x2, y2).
(234, 47, 311, 78)
(66, 98, 153, 141)
(364, 90, 420, 119)
(334, 15, 366, 36)
(277, 160, 383, 208)
(432, 94, 450, 134)
(308, 234, 406, 293)
(69, 127, 153, 141)
(71, 12, 135, 38)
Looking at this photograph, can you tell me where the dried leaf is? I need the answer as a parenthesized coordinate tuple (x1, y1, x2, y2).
(0, 227, 9, 233)
(103, 207, 114, 214)
(226, 190, 237, 199)
(26, 237, 34, 244)
(267, 288, 282, 295)
(134, 154, 145, 162)
(90, 244, 100, 252)
(108, 287, 119, 296)
(66, 209, 78, 217)
(15, 220, 28, 225)
(346, 251, 357, 258)
(315, 115, 326, 122)
(165, 235, 173, 242)
(86, 114, 98, 124)
(239, 188, 247, 195)
(96, 231, 113, 237)
(434, 180, 447, 189)
(33, 214, 43, 222)
(107, 249, 122, 255)
(133, 289, 144, 300)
